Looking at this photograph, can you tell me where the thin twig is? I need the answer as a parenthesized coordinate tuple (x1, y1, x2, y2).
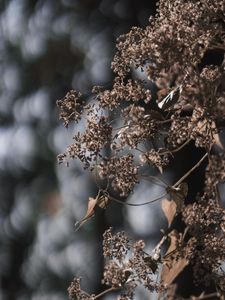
(159, 138, 191, 155)
(106, 192, 167, 207)
(94, 286, 120, 299)
(189, 292, 220, 300)
(173, 153, 208, 187)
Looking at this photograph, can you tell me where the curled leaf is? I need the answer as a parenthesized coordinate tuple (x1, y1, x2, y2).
(75, 197, 97, 231)
(75, 195, 110, 231)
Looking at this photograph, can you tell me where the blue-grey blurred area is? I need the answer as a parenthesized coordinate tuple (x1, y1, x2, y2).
(0, 1, 158, 299)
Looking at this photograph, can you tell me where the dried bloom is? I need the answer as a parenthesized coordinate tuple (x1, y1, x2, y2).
(103, 228, 130, 261)
(58, 116, 112, 168)
(112, 105, 157, 149)
(205, 154, 225, 187)
(80, 116, 112, 153)
(68, 277, 93, 300)
(182, 195, 225, 287)
(102, 261, 128, 288)
(189, 106, 217, 148)
(183, 198, 225, 235)
(60, 140, 90, 168)
(192, 232, 225, 287)
(102, 228, 162, 296)
(57, 90, 84, 127)
(93, 79, 151, 109)
(167, 116, 190, 148)
(139, 149, 169, 172)
(98, 155, 139, 196)
(133, 240, 145, 252)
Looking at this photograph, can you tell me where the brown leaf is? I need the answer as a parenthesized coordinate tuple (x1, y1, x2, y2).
(96, 195, 110, 209)
(166, 183, 188, 214)
(161, 252, 189, 285)
(166, 230, 180, 254)
(161, 199, 177, 227)
(75, 195, 110, 231)
(213, 133, 224, 150)
(158, 284, 177, 300)
(75, 197, 97, 231)
(161, 230, 189, 285)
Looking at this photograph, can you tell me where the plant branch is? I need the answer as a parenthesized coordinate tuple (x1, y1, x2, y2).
(94, 286, 120, 299)
(106, 191, 167, 207)
(160, 138, 191, 155)
(173, 153, 208, 187)
(189, 292, 220, 300)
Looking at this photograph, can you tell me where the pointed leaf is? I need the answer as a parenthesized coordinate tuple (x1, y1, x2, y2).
(75, 197, 97, 231)
(161, 199, 177, 227)
(161, 257, 189, 285)
(75, 195, 110, 231)
(161, 230, 189, 285)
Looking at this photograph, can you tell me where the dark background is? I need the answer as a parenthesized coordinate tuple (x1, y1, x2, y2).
(0, 1, 164, 299)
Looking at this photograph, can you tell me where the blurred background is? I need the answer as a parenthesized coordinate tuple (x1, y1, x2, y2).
(0, 1, 164, 299)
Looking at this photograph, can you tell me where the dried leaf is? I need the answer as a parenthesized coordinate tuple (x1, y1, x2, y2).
(158, 284, 177, 300)
(161, 230, 189, 285)
(75, 197, 97, 231)
(213, 133, 224, 150)
(161, 253, 189, 285)
(166, 230, 180, 254)
(96, 195, 110, 209)
(166, 183, 188, 214)
(75, 195, 110, 231)
(161, 199, 177, 227)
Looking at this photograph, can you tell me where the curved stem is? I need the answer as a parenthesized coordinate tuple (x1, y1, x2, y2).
(94, 286, 120, 299)
(173, 153, 208, 187)
(159, 138, 191, 155)
(106, 192, 167, 207)
(140, 174, 168, 187)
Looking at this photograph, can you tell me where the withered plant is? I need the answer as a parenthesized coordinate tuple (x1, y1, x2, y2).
(57, 0, 225, 299)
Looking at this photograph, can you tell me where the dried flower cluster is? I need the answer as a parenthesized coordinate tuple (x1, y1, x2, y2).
(182, 195, 225, 290)
(58, 0, 225, 299)
(57, 90, 84, 127)
(68, 228, 163, 300)
(98, 155, 139, 196)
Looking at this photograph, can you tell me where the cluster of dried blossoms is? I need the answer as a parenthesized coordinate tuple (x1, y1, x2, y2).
(68, 228, 163, 300)
(58, 0, 225, 299)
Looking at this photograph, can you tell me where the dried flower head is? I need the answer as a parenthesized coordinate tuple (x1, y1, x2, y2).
(98, 155, 139, 197)
(57, 90, 84, 127)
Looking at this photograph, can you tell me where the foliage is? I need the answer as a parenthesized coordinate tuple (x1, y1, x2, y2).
(57, 0, 225, 299)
